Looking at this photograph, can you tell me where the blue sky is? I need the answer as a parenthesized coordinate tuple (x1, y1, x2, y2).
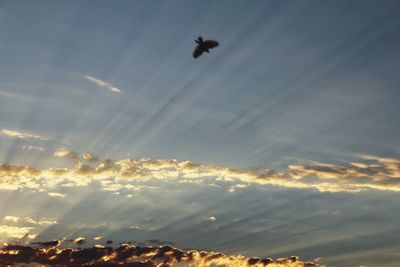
(1, 1, 400, 266)
(1, 0, 399, 167)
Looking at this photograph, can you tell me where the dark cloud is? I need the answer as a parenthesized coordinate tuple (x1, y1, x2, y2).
(30, 240, 61, 247)
(0, 243, 319, 266)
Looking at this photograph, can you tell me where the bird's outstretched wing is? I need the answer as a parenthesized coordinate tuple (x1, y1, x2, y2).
(192, 38, 219, 58)
(192, 45, 204, 59)
(203, 40, 219, 49)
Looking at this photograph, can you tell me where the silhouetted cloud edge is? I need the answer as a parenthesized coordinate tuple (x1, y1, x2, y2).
(0, 243, 320, 266)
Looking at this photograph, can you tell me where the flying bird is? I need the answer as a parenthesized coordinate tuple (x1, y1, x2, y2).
(192, 36, 219, 58)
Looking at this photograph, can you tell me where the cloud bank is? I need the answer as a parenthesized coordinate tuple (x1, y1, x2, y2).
(85, 75, 123, 93)
(0, 243, 319, 266)
(0, 150, 399, 193)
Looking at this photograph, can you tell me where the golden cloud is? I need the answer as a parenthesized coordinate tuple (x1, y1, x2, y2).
(0, 225, 35, 239)
(3, 216, 20, 223)
(1, 150, 400, 193)
(2, 216, 57, 226)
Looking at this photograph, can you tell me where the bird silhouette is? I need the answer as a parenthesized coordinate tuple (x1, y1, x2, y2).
(192, 36, 219, 58)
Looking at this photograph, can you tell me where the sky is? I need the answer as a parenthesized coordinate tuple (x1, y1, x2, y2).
(0, 0, 400, 266)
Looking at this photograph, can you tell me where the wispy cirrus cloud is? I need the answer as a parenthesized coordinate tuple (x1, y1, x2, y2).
(85, 75, 122, 93)
(1, 129, 48, 140)
(0, 150, 400, 193)
(0, 243, 319, 266)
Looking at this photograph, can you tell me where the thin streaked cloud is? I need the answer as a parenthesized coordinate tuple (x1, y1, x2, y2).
(22, 145, 45, 152)
(1, 129, 48, 141)
(85, 75, 122, 93)
(48, 192, 66, 198)
(129, 225, 141, 230)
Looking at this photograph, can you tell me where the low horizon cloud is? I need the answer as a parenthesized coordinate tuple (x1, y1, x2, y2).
(85, 75, 123, 93)
(0, 242, 320, 266)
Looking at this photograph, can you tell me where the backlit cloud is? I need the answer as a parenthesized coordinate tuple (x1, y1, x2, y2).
(0, 243, 320, 266)
(2, 216, 57, 226)
(3, 216, 19, 223)
(85, 75, 122, 93)
(0, 151, 399, 193)
(0, 225, 35, 239)
(74, 237, 86, 245)
(1, 129, 48, 140)
(53, 148, 81, 162)
(30, 240, 61, 247)
(54, 148, 97, 163)
(0, 216, 57, 244)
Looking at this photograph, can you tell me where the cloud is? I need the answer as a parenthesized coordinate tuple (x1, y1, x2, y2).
(53, 148, 81, 162)
(208, 216, 216, 222)
(0, 225, 34, 239)
(1, 129, 48, 140)
(74, 237, 86, 245)
(22, 145, 45, 152)
(48, 192, 66, 198)
(0, 243, 320, 266)
(2, 216, 57, 226)
(1, 152, 400, 193)
(0, 218, 49, 240)
(85, 75, 122, 93)
(30, 240, 61, 247)
(3, 216, 19, 223)
(82, 153, 99, 162)
(54, 148, 98, 164)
